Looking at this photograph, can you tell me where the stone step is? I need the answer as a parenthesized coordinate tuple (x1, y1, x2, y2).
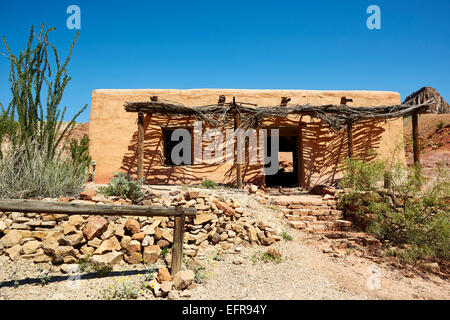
(284, 215, 317, 222)
(317, 215, 344, 221)
(275, 203, 337, 211)
(288, 220, 352, 232)
(287, 220, 307, 229)
(287, 203, 328, 209)
(273, 199, 326, 207)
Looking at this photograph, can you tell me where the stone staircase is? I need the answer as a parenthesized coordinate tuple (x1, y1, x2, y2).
(269, 193, 352, 233)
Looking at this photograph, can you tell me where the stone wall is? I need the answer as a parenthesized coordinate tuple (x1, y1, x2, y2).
(0, 189, 281, 267)
(339, 189, 407, 231)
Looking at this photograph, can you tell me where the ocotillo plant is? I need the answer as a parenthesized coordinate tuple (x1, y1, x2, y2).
(70, 134, 91, 172)
(0, 23, 87, 161)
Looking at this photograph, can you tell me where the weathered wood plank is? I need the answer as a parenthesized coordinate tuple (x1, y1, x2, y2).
(0, 199, 196, 217)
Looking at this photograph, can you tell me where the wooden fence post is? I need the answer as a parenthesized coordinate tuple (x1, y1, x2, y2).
(171, 207, 185, 276)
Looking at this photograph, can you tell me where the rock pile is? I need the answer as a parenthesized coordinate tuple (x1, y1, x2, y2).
(0, 189, 281, 266)
(140, 266, 196, 298)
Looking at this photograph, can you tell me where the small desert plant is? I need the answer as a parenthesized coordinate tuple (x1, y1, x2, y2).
(192, 266, 207, 284)
(251, 251, 282, 264)
(77, 255, 91, 272)
(101, 277, 140, 300)
(77, 255, 112, 276)
(436, 121, 445, 130)
(92, 264, 112, 277)
(143, 264, 158, 282)
(280, 231, 293, 241)
(200, 179, 217, 189)
(213, 254, 224, 261)
(38, 271, 51, 286)
(160, 247, 170, 258)
(98, 172, 144, 203)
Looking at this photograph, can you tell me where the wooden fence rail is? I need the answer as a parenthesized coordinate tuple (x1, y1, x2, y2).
(0, 199, 196, 276)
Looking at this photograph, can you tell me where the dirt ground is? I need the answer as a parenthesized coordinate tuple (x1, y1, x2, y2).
(0, 186, 448, 300)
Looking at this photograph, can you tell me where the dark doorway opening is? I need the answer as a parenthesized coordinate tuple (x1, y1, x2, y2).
(162, 128, 193, 166)
(264, 128, 299, 187)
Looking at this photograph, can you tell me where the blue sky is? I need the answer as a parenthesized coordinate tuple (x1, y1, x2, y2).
(0, 0, 449, 123)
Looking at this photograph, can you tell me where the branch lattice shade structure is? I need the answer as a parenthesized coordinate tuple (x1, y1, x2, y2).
(124, 98, 434, 131)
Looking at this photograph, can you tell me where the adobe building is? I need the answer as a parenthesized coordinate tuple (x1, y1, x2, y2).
(89, 89, 409, 187)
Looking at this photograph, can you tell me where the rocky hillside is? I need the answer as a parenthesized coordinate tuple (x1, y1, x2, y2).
(404, 114, 450, 168)
(403, 86, 450, 114)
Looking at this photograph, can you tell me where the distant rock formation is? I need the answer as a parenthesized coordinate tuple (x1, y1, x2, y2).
(403, 87, 450, 114)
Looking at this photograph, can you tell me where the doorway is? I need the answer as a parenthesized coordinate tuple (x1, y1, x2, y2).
(264, 127, 300, 187)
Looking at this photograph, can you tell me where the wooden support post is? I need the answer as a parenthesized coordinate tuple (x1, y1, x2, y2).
(347, 121, 354, 187)
(171, 207, 185, 276)
(280, 97, 291, 106)
(412, 110, 420, 165)
(233, 97, 242, 189)
(347, 122, 353, 159)
(297, 124, 304, 188)
(137, 111, 144, 180)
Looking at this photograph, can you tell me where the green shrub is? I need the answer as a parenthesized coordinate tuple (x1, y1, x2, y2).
(341, 159, 450, 263)
(339, 158, 386, 191)
(98, 173, 144, 203)
(200, 179, 217, 189)
(0, 142, 87, 199)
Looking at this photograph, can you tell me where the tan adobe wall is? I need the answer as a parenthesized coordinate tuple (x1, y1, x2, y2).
(89, 89, 404, 186)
